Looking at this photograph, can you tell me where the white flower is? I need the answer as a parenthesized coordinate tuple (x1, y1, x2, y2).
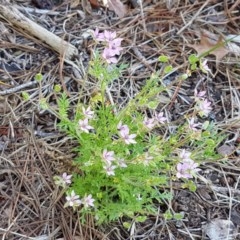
(187, 118, 201, 131)
(82, 106, 94, 119)
(194, 89, 206, 101)
(103, 164, 117, 176)
(54, 172, 72, 188)
(179, 149, 192, 161)
(78, 118, 94, 133)
(200, 59, 211, 74)
(82, 194, 95, 208)
(117, 121, 129, 132)
(176, 159, 200, 179)
(118, 123, 137, 144)
(102, 149, 115, 164)
(62, 172, 72, 184)
(117, 158, 127, 168)
(196, 99, 212, 117)
(65, 190, 81, 209)
(119, 129, 137, 145)
(136, 194, 142, 201)
(143, 116, 155, 129)
(155, 112, 167, 124)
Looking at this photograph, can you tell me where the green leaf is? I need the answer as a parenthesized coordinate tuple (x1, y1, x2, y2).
(54, 84, 62, 92)
(190, 63, 197, 70)
(163, 210, 172, 220)
(22, 91, 30, 101)
(188, 181, 197, 192)
(202, 121, 210, 130)
(135, 216, 147, 222)
(123, 222, 131, 229)
(35, 73, 43, 82)
(206, 139, 215, 147)
(202, 131, 210, 137)
(39, 98, 48, 110)
(158, 55, 169, 63)
(139, 98, 147, 106)
(173, 213, 184, 220)
(188, 54, 199, 64)
(147, 101, 159, 109)
(164, 65, 173, 74)
(180, 73, 189, 80)
(57, 92, 70, 119)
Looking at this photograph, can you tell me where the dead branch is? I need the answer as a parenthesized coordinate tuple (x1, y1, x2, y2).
(0, 80, 38, 95)
(0, 0, 78, 60)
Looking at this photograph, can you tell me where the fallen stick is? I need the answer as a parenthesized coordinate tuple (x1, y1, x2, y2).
(0, 0, 78, 60)
(0, 80, 38, 95)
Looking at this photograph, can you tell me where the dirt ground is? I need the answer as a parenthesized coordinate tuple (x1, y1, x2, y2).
(0, 0, 240, 239)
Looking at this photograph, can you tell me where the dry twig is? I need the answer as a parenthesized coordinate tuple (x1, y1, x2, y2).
(0, 0, 78, 60)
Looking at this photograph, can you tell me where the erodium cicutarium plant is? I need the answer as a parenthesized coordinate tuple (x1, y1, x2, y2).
(54, 31, 223, 224)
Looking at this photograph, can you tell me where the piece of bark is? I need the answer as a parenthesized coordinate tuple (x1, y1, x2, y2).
(0, 0, 78, 60)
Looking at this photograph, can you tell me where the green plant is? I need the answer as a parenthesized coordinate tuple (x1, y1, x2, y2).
(54, 33, 223, 224)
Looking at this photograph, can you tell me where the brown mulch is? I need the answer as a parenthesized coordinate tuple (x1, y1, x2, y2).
(1, 0, 240, 239)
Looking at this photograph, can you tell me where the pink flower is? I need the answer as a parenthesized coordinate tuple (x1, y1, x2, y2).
(196, 99, 212, 117)
(117, 121, 129, 132)
(102, 48, 118, 64)
(65, 190, 82, 209)
(119, 128, 137, 145)
(177, 149, 200, 179)
(194, 89, 206, 100)
(103, 30, 117, 42)
(82, 106, 94, 119)
(179, 149, 192, 161)
(93, 28, 105, 41)
(143, 117, 155, 129)
(176, 160, 199, 179)
(117, 158, 127, 168)
(187, 118, 201, 131)
(176, 162, 193, 179)
(155, 112, 167, 124)
(78, 118, 94, 133)
(124, 134, 137, 144)
(102, 149, 115, 164)
(108, 38, 123, 55)
(93, 29, 123, 64)
(103, 164, 117, 176)
(117, 122, 136, 144)
(82, 194, 95, 208)
(62, 172, 72, 185)
(54, 172, 72, 188)
(201, 59, 211, 74)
